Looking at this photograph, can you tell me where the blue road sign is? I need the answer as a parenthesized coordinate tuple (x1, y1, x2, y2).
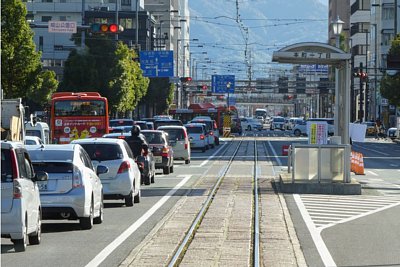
(212, 75, 235, 93)
(139, 51, 174, 77)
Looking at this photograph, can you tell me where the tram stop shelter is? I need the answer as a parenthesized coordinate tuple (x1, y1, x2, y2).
(272, 42, 361, 194)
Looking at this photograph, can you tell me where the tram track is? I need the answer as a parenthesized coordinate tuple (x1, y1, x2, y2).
(168, 137, 264, 267)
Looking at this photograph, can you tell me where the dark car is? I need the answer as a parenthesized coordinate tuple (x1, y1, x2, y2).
(102, 132, 156, 185)
(154, 119, 183, 129)
(134, 121, 149, 130)
(109, 119, 134, 133)
(141, 130, 174, 175)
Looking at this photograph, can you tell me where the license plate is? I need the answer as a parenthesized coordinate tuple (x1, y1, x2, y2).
(37, 181, 48, 191)
(155, 156, 162, 163)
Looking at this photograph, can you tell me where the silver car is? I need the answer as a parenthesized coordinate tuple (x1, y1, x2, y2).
(27, 144, 107, 230)
(157, 125, 191, 164)
(1, 141, 48, 252)
(71, 138, 141, 206)
(185, 123, 208, 152)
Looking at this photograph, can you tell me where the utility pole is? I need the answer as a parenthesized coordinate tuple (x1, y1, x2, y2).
(359, 62, 364, 122)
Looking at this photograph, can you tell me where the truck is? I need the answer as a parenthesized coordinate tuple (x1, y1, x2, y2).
(1, 98, 26, 142)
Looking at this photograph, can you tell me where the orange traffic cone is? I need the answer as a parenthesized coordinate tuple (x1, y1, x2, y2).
(357, 152, 365, 175)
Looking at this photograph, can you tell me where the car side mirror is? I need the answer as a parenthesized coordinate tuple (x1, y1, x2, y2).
(96, 165, 109, 175)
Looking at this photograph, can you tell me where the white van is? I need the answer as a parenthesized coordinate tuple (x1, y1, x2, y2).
(25, 122, 50, 144)
(157, 125, 191, 164)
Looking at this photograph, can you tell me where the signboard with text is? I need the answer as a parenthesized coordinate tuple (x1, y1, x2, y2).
(48, 21, 77, 33)
(211, 75, 235, 93)
(139, 51, 174, 77)
(307, 121, 328, 144)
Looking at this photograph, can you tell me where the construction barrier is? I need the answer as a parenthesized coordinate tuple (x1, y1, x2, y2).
(351, 151, 365, 175)
(223, 127, 231, 137)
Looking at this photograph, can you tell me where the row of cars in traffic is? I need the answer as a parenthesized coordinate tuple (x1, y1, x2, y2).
(1, 115, 221, 252)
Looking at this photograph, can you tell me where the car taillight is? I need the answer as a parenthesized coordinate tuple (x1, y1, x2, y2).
(72, 166, 83, 188)
(200, 134, 205, 140)
(13, 180, 22, 199)
(210, 131, 214, 136)
(117, 161, 131, 174)
(162, 147, 169, 157)
(10, 149, 19, 179)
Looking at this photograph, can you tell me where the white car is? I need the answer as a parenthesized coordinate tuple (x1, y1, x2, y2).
(292, 118, 335, 137)
(1, 141, 48, 252)
(157, 125, 191, 164)
(240, 117, 263, 131)
(191, 117, 220, 146)
(24, 136, 44, 146)
(185, 123, 209, 152)
(71, 138, 141, 206)
(270, 116, 286, 130)
(27, 144, 107, 230)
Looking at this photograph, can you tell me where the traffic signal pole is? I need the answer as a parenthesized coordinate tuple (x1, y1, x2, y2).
(359, 62, 364, 122)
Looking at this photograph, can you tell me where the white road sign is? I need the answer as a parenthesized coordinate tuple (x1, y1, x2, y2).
(48, 21, 77, 33)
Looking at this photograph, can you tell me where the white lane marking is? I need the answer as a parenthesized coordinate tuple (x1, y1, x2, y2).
(390, 164, 399, 167)
(85, 175, 192, 267)
(367, 170, 379, 176)
(200, 143, 226, 166)
(267, 140, 282, 166)
(293, 194, 336, 267)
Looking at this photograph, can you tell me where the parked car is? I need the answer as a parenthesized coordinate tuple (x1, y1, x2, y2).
(286, 117, 304, 130)
(108, 126, 132, 133)
(1, 141, 48, 252)
(157, 125, 191, 164)
(191, 117, 220, 145)
(240, 117, 263, 131)
(387, 127, 398, 140)
(102, 132, 156, 185)
(141, 130, 174, 175)
(26, 144, 107, 230)
(362, 121, 376, 136)
(109, 119, 134, 133)
(24, 136, 44, 146)
(270, 116, 286, 130)
(154, 119, 183, 129)
(185, 123, 208, 152)
(71, 138, 141, 206)
(292, 118, 335, 137)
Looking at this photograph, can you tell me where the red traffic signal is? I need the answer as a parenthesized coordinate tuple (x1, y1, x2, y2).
(180, 77, 192, 83)
(91, 23, 124, 34)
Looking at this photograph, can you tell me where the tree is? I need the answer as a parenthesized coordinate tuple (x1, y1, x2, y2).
(380, 35, 400, 107)
(141, 78, 174, 115)
(1, 0, 58, 103)
(108, 43, 149, 113)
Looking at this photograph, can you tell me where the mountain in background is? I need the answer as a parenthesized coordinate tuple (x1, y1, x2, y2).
(189, 0, 328, 79)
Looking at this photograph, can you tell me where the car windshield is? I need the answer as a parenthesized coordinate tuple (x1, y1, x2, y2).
(142, 132, 164, 144)
(80, 144, 123, 161)
(1, 149, 13, 182)
(160, 129, 184, 140)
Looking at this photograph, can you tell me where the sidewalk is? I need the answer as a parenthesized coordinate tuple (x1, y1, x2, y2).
(120, 177, 307, 267)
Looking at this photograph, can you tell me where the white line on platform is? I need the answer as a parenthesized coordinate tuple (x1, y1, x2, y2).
(85, 175, 193, 267)
(294, 194, 336, 267)
(367, 170, 379, 176)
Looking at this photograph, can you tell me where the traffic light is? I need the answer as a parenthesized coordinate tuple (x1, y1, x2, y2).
(180, 77, 192, 83)
(90, 23, 124, 34)
(353, 69, 368, 80)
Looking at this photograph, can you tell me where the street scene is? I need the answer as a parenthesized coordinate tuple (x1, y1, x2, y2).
(1, 0, 400, 267)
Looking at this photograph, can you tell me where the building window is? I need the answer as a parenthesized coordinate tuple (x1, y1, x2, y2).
(121, 0, 131, 5)
(42, 16, 52, 22)
(42, 0, 53, 2)
(39, 36, 43, 52)
(120, 18, 133, 29)
(382, 32, 395, 46)
(382, 7, 395, 20)
(60, 16, 67, 21)
(26, 12, 34, 22)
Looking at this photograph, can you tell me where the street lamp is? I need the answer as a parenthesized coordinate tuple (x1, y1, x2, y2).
(331, 15, 344, 135)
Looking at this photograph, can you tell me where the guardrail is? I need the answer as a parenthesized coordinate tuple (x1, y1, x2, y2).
(288, 143, 351, 183)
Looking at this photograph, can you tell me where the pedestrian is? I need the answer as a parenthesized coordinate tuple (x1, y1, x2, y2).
(374, 120, 381, 139)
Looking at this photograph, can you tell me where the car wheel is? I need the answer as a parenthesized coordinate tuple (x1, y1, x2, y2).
(13, 218, 28, 252)
(185, 159, 190, 164)
(125, 191, 134, 207)
(93, 195, 104, 224)
(80, 201, 94, 230)
(163, 166, 170, 174)
(28, 210, 42, 245)
(294, 129, 301, 137)
(134, 186, 140, 203)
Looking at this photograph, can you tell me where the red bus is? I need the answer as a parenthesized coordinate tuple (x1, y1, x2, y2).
(169, 103, 240, 134)
(50, 92, 109, 144)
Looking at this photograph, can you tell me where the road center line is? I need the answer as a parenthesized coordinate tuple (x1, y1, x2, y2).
(85, 175, 193, 267)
